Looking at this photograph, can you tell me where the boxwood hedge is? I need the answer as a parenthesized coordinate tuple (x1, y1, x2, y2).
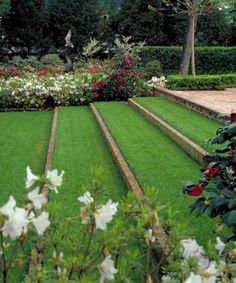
(136, 46, 236, 75)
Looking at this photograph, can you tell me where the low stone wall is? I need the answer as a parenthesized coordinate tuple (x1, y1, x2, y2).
(154, 87, 225, 124)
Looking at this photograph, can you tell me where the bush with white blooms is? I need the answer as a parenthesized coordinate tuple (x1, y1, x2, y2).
(0, 167, 236, 282)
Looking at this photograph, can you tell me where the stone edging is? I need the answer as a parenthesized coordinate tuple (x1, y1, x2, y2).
(90, 103, 168, 252)
(154, 87, 225, 124)
(128, 99, 209, 165)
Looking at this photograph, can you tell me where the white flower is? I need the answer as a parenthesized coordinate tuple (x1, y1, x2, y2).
(27, 187, 48, 209)
(161, 275, 172, 282)
(2, 207, 29, 240)
(31, 211, 50, 235)
(26, 166, 39, 188)
(203, 261, 218, 283)
(145, 228, 155, 243)
(46, 169, 64, 193)
(99, 255, 118, 283)
(181, 239, 208, 269)
(184, 272, 201, 283)
(0, 196, 16, 217)
(215, 237, 225, 255)
(94, 200, 118, 230)
(78, 191, 94, 206)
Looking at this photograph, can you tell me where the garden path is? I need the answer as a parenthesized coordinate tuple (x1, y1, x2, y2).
(166, 88, 236, 115)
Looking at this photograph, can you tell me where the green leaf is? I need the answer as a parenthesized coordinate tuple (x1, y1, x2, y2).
(223, 210, 236, 225)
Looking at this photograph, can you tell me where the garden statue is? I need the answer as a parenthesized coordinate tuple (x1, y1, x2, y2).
(64, 29, 74, 73)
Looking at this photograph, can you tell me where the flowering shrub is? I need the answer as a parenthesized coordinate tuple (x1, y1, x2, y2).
(162, 237, 236, 282)
(91, 52, 143, 101)
(183, 112, 236, 238)
(0, 73, 101, 109)
(146, 76, 167, 88)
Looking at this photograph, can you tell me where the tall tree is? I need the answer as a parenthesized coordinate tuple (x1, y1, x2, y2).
(112, 0, 163, 45)
(0, 0, 10, 17)
(164, 0, 214, 76)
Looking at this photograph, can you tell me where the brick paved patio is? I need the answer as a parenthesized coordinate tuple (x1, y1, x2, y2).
(166, 88, 236, 115)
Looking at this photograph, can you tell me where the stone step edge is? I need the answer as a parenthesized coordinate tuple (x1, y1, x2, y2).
(90, 103, 168, 252)
(128, 99, 209, 165)
(153, 87, 225, 124)
(29, 107, 59, 275)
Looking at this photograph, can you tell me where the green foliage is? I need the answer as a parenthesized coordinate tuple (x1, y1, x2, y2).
(144, 60, 162, 80)
(40, 54, 64, 67)
(137, 46, 236, 75)
(9, 55, 43, 69)
(167, 74, 236, 90)
(0, 0, 10, 17)
(183, 114, 236, 238)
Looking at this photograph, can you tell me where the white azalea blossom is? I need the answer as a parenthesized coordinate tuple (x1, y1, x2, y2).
(181, 239, 208, 269)
(2, 207, 29, 240)
(94, 200, 118, 230)
(0, 196, 16, 217)
(99, 255, 118, 283)
(215, 237, 225, 255)
(78, 191, 94, 206)
(27, 187, 48, 209)
(46, 169, 64, 193)
(26, 166, 39, 188)
(31, 211, 50, 235)
(184, 272, 201, 283)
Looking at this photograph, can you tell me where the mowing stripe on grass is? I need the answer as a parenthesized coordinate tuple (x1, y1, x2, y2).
(154, 87, 225, 124)
(95, 102, 223, 244)
(52, 107, 126, 217)
(0, 111, 53, 205)
(129, 98, 208, 164)
(90, 103, 168, 252)
(134, 96, 222, 152)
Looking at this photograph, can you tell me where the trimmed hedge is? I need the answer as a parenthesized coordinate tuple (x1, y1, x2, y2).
(167, 74, 236, 90)
(136, 46, 236, 75)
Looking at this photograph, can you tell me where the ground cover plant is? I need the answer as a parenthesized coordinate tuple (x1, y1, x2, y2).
(95, 102, 225, 244)
(183, 112, 236, 239)
(133, 96, 222, 152)
(0, 111, 52, 205)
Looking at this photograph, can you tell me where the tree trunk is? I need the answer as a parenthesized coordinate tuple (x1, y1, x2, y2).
(191, 14, 196, 76)
(180, 14, 195, 75)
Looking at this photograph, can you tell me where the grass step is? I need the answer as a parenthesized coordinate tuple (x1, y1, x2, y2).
(0, 111, 53, 205)
(95, 102, 225, 244)
(53, 107, 126, 216)
(133, 97, 222, 152)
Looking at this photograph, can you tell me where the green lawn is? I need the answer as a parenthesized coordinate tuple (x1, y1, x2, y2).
(52, 107, 126, 216)
(0, 111, 53, 205)
(133, 96, 222, 152)
(95, 102, 224, 244)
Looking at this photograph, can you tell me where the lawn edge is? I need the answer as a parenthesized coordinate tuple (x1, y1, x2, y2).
(90, 103, 168, 252)
(128, 98, 209, 165)
(153, 87, 225, 124)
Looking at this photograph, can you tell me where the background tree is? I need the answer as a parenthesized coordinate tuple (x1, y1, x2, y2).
(164, 0, 214, 76)
(112, 0, 163, 45)
(0, 0, 10, 17)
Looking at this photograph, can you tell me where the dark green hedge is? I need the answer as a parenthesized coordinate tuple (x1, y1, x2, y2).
(167, 74, 236, 90)
(136, 46, 236, 75)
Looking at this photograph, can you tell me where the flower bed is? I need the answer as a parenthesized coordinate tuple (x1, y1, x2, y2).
(0, 73, 103, 109)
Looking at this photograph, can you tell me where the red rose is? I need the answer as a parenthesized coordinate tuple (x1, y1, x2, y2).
(204, 165, 222, 178)
(8, 64, 17, 71)
(188, 185, 204, 197)
(121, 69, 125, 76)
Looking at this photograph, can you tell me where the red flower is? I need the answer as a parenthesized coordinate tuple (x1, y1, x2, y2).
(121, 69, 125, 76)
(188, 185, 204, 197)
(91, 92, 99, 100)
(87, 66, 99, 74)
(118, 77, 126, 86)
(8, 64, 17, 71)
(35, 70, 48, 76)
(204, 165, 222, 178)
(229, 113, 236, 122)
(93, 80, 104, 89)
